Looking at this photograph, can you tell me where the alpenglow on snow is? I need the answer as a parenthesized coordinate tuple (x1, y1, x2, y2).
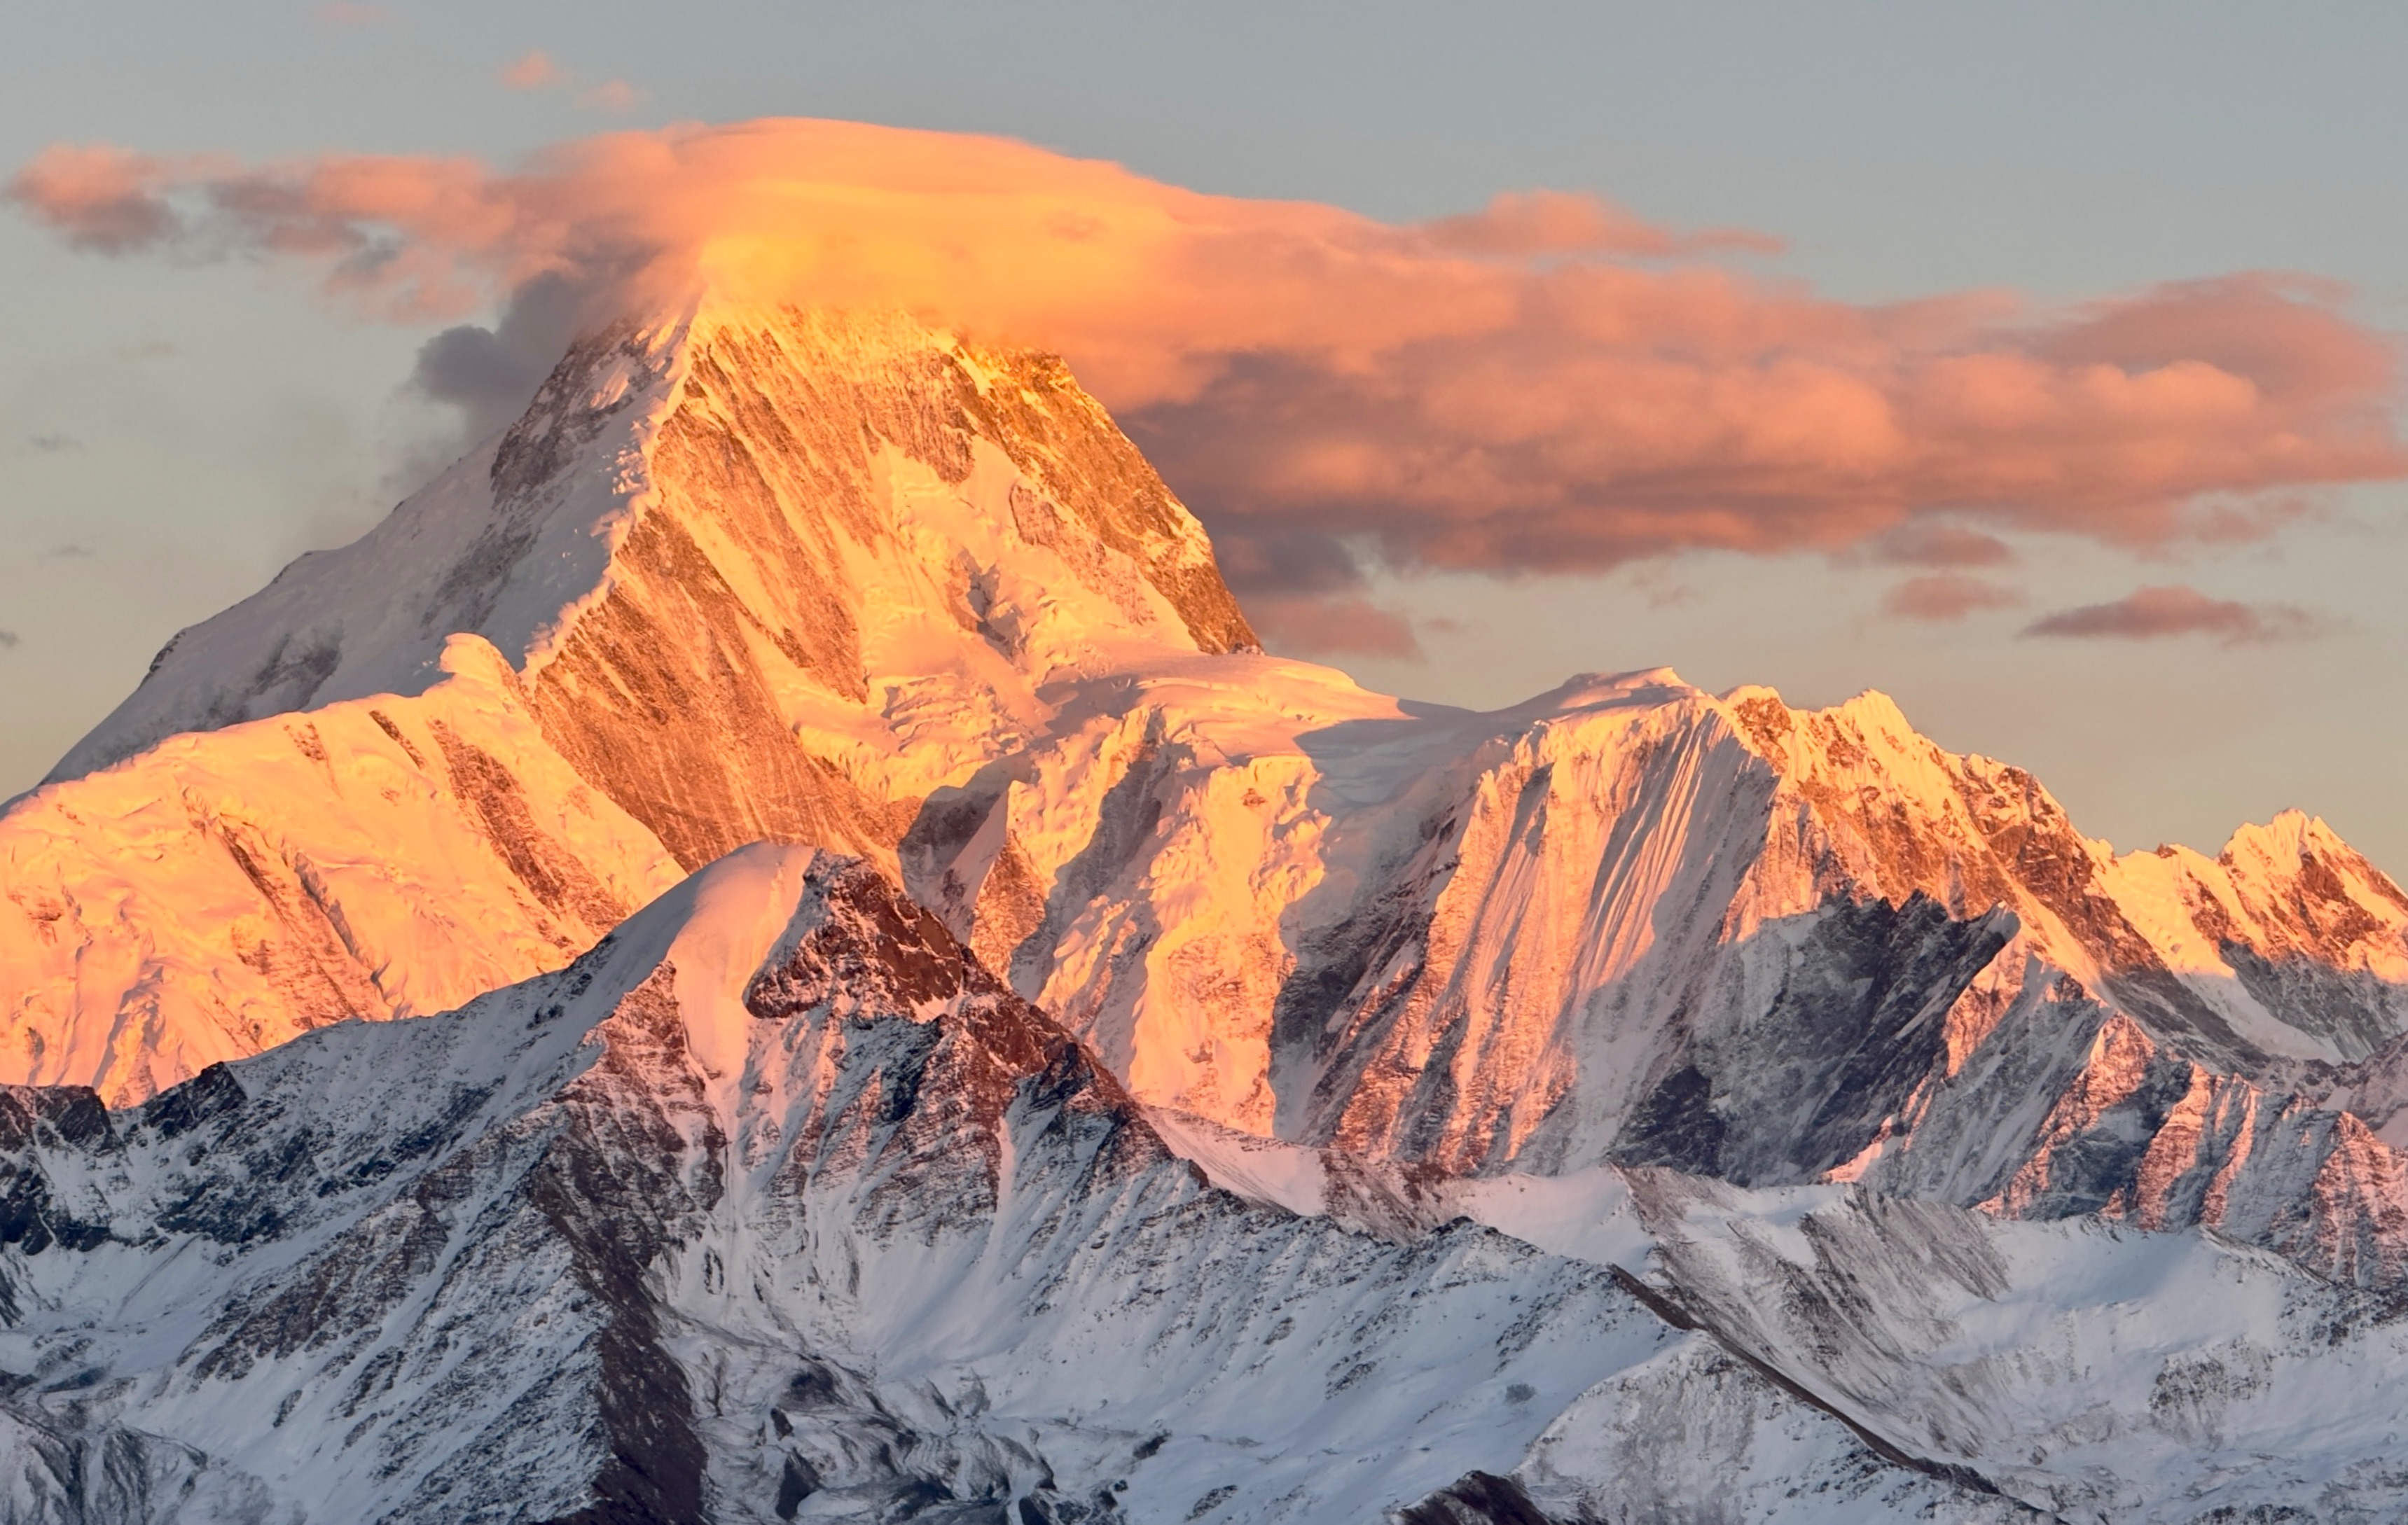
(2, 296, 2406, 1522)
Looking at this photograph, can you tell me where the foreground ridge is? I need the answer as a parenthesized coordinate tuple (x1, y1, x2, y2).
(0, 847, 2026, 1523)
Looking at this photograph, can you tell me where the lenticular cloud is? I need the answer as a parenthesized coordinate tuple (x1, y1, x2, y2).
(11, 117, 2404, 585)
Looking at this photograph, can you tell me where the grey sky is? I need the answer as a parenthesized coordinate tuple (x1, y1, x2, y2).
(5, 1, 2407, 870)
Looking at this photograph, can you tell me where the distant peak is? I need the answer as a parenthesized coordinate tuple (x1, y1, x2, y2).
(1717, 684, 1911, 730)
(1489, 667, 1712, 728)
(1718, 681, 1784, 709)
(1716, 683, 1922, 769)
(1826, 688, 1912, 733)
(1550, 667, 1695, 702)
(2220, 807, 2332, 868)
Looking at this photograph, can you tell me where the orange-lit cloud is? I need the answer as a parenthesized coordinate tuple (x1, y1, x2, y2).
(2022, 585, 2325, 643)
(8, 118, 2404, 599)
(499, 51, 563, 91)
(1417, 189, 1781, 260)
(497, 51, 640, 113)
(11, 145, 198, 253)
(1881, 573, 2023, 622)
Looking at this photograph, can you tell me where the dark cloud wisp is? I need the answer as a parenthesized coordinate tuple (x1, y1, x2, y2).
(2021, 585, 2327, 645)
(1880, 573, 2024, 622)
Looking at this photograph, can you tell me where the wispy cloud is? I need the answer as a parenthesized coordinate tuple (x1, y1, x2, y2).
(1881, 573, 2023, 622)
(40, 543, 93, 561)
(115, 339, 177, 361)
(9, 118, 2403, 607)
(0, 629, 19, 649)
(2021, 584, 2325, 644)
(497, 51, 639, 112)
(498, 50, 564, 91)
(1419, 189, 1782, 260)
(28, 433, 77, 452)
(1857, 522, 2016, 569)
(1625, 562, 1700, 610)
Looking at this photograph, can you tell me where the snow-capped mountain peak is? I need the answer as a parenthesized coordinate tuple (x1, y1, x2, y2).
(53, 300, 1254, 807)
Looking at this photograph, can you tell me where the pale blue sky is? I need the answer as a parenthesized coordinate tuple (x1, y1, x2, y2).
(6, 1, 2408, 868)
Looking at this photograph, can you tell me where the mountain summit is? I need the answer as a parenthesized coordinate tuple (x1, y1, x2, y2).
(1, 302, 1268, 1099)
(55, 302, 1253, 850)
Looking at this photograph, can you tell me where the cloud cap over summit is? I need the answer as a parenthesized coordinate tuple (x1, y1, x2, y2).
(13, 117, 2405, 592)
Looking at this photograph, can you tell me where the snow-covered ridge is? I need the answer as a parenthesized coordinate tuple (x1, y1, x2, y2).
(48, 312, 700, 786)
(0, 845, 2388, 1520)
(0, 637, 681, 1105)
(902, 653, 2408, 1281)
(1156, 1089, 2408, 1520)
(1456, 1163, 2408, 1521)
(0, 845, 2023, 1523)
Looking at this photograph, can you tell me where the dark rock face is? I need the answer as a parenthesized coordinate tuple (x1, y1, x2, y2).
(523, 503, 900, 874)
(1392, 1470, 1554, 1525)
(1614, 897, 2019, 1186)
(0, 1087, 117, 1267)
(427, 721, 634, 932)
